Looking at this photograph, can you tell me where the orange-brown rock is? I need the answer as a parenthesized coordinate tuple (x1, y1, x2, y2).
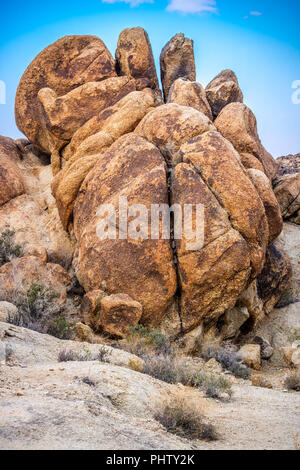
(62, 89, 155, 161)
(73, 133, 177, 326)
(0, 256, 71, 304)
(171, 162, 251, 331)
(53, 91, 155, 229)
(37, 76, 136, 141)
(214, 102, 278, 180)
(15, 35, 117, 153)
(160, 33, 196, 101)
(0, 153, 25, 207)
(116, 27, 159, 90)
(257, 242, 292, 314)
(205, 69, 243, 119)
(247, 168, 283, 243)
(274, 174, 300, 221)
(81, 289, 107, 330)
(167, 78, 213, 120)
(239, 152, 265, 172)
(135, 103, 214, 165)
(99, 293, 143, 338)
(180, 131, 269, 278)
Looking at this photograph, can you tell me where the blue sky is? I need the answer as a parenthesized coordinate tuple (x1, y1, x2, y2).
(0, 0, 299, 157)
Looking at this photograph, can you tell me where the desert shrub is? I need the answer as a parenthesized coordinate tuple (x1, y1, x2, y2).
(0, 227, 23, 266)
(7, 282, 73, 339)
(141, 353, 232, 400)
(202, 346, 250, 379)
(58, 345, 112, 363)
(58, 349, 76, 362)
(128, 357, 143, 372)
(154, 393, 217, 441)
(188, 371, 232, 399)
(284, 373, 300, 392)
(97, 345, 112, 363)
(124, 325, 172, 356)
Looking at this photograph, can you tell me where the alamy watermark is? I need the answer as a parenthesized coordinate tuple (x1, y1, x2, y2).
(0, 80, 6, 104)
(96, 196, 205, 251)
(292, 80, 300, 104)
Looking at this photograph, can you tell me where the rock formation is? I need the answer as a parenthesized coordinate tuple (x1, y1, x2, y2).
(0, 28, 289, 342)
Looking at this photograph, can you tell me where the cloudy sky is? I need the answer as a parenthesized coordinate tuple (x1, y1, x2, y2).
(0, 0, 299, 157)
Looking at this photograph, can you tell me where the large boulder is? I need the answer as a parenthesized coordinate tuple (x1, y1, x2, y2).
(37, 76, 136, 142)
(0, 153, 25, 207)
(273, 154, 300, 224)
(180, 131, 269, 279)
(15, 35, 117, 154)
(277, 222, 300, 304)
(256, 242, 292, 314)
(135, 103, 214, 165)
(0, 256, 71, 304)
(167, 78, 213, 120)
(52, 90, 156, 229)
(215, 102, 278, 180)
(73, 133, 177, 326)
(205, 69, 243, 119)
(160, 33, 196, 101)
(99, 293, 143, 338)
(246, 168, 283, 243)
(171, 162, 251, 331)
(116, 27, 159, 90)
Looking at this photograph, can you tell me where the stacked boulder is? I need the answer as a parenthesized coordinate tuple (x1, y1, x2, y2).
(2, 28, 291, 341)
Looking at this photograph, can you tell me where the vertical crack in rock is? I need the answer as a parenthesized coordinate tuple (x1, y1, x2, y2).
(165, 163, 184, 334)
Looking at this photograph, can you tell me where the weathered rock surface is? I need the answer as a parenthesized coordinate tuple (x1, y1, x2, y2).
(0, 153, 25, 207)
(81, 290, 107, 331)
(116, 27, 159, 90)
(167, 78, 213, 120)
(135, 103, 214, 165)
(0, 256, 71, 304)
(277, 222, 300, 303)
(52, 90, 155, 229)
(100, 294, 143, 338)
(180, 131, 268, 279)
(15, 35, 116, 154)
(171, 162, 251, 331)
(160, 34, 196, 101)
(246, 168, 283, 243)
(273, 154, 300, 224)
(239, 344, 261, 370)
(0, 302, 18, 323)
(73, 133, 177, 326)
(256, 242, 292, 314)
(215, 103, 278, 180)
(205, 70, 243, 119)
(37, 76, 136, 141)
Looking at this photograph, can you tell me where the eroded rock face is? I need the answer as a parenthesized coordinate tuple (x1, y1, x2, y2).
(15, 35, 117, 154)
(7, 30, 290, 341)
(167, 78, 213, 120)
(116, 27, 159, 90)
(205, 69, 243, 119)
(0, 256, 71, 304)
(0, 153, 25, 207)
(73, 133, 177, 326)
(215, 102, 278, 180)
(273, 154, 300, 224)
(100, 293, 143, 338)
(160, 33, 196, 101)
(135, 103, 214, 165)
(256, 242, 292, 314)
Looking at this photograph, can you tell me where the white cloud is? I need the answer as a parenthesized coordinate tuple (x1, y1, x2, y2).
(166, 0, 218, 14)
(102, 0, 153, 7)
(250, 11, 263, 16)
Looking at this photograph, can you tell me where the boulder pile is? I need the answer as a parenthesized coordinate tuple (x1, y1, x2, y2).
(0, 28, 294, 343)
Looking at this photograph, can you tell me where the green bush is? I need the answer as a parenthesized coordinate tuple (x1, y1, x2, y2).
(0, 227, 23, 266)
